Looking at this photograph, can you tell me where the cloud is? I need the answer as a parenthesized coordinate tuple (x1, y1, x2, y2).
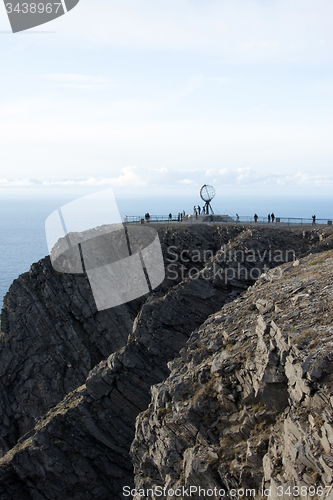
(45, 74, 108, 83)
(0, 105, 332, 182)
(275, 171, 333, 188)
(0, 178, 34, 186)
(58, 84, 111, 89)
(241, 39, 278, 52)
(203, 164, 333, 190)
(44, 74, 112, 89)
(47, 0, 333, 64)
(147, 167, 168, 173)
(42, 167, 148, 188)
(2, 0, 333, 66)
(208, 77, 236, 85)
(0, 96, 57, 119)
(178, 179, 197, 185)
(3, 168, 333, 193)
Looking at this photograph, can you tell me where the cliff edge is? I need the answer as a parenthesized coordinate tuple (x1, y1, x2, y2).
(0, 225, 333, 499)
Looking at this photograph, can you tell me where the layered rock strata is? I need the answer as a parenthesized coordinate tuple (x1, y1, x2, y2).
(131, 250, 333, 499)
(0, 225, 332, 498)
(0, 224, 230, 456)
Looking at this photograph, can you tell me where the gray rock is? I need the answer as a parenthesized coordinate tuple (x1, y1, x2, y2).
(1, 225, 333, 498)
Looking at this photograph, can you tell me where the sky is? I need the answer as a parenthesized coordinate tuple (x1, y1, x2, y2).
(0, 0, 333, 202)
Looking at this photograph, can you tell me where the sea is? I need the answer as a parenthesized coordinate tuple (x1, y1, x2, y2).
(0, 192, 332, 309)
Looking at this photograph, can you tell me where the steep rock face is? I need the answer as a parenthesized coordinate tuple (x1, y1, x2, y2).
(0, 225, 333, 498)
(0, 225, 255, 499)
(0, 258, 143, 457)
(0, 224, 231, 456)
(131, 249, 333, 499)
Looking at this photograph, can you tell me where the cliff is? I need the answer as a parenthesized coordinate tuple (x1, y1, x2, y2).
(131, 249, 333, 499)
(0, 224, 333, 499)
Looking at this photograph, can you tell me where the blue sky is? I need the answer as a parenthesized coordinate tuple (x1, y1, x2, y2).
(0, 0, 333, 200)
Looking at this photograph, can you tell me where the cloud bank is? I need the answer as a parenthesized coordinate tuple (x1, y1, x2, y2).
(2, 166, 333, 193)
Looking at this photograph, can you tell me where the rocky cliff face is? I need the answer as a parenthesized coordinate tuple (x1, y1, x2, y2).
(0, 224, 333, 499)
(0, 224, 237, 458)
(131, 249, 333, 499)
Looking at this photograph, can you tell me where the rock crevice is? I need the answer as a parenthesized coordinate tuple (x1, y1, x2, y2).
(1, 225, 333, 498)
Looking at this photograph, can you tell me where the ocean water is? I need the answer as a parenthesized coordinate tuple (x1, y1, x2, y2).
(0, 193, 332, 308)
(0, 195, 190, 308)
(0, 199, 59, 309)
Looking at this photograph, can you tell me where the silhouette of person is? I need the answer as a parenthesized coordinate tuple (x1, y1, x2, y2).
(268, 214, 270, 223)
(271, 213, 275, 223)
(197, 205, 201, 215)
(254, 213, 258, 223)
(236, 214, 239, 222)
(312, 215, 316, 225)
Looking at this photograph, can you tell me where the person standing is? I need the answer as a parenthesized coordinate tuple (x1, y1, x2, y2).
(197, 205, 201, 215)
(312, 215, 316, 225)
(236, 214, 239, 222)
(271, 213, 275, 223)
(268, 214, 270, 223)
(254, 213, 258, 223)
(169, 213, 172, 220)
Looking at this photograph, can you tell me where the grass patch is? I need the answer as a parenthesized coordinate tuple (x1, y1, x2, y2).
(251, 401, 267, 413)
(292, 329, 317, 346)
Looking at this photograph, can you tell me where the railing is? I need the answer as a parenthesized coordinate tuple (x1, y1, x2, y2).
(235, 216, 333, 226)
(124, 215, 175, 223)
(124, 214, 220, 223)
(123, 215, 333, 226)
